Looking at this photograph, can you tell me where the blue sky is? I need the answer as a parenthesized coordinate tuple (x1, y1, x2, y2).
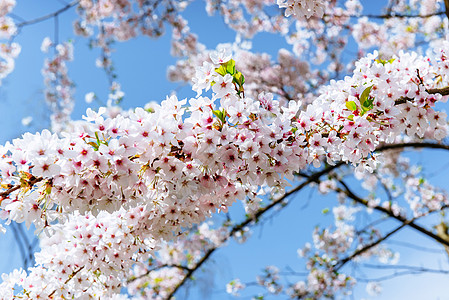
(1, 1, 449, 299)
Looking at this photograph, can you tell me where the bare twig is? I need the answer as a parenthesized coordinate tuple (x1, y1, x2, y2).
(386, 240, 444, 253)
(362, 263, 449, 274)
(335, 221, 410, 271)
(337, 180, 449, 248)
(15, 1, 79, 29)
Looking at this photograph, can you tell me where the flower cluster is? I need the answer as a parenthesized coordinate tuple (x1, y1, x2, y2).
(277, 0, 325, 19)
(0, 207, 156, 299)
(41, 39, 75, 132)
(127, 221, 229, 299)
(1, 37, 449, 298)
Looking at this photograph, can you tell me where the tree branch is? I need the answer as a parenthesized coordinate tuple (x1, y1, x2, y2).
(163, 163, 345, 299)
(126, 264, 192, 284)
(15, 1, 79, 29)
(0, 176, 43, 200)
(360, 11, 445, 19)
(337, 180, 449, 248)
(147, 141, 449, 298)
(335, 220, 410, 271)
(375, 142, 449, 153)
(362, 263, 449, 274)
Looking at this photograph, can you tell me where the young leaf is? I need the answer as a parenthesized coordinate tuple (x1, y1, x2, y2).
(359, 85, 373, 104)
(215, 65, 227, 76)
(213, 109, 222, 120)
(233, 71, 245, 86)
(345, 101, 357, 111)
(225, 59, 236, 75)
(362, 98, 374, 109)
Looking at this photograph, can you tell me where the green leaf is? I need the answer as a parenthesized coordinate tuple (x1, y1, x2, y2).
(322, 208, 330, 214)
(362, 98, 374, 110)
(225, 59, 236, 75)
(213, 109, 222, 120)
(215, 65, 227, 76)
(347, 114, 354, 121)
(345, 101, 357, 111)
(360, 85, 373, 105)
(375, 58, 395, 65)
(213, 109, 226, 123)
(88, 141, 99, 151)
(359, 86, 374, 116)
(233, 71, 245, 86)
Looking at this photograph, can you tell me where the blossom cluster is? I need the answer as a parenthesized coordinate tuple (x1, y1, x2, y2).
(1, 40, 449, 298)
(355, 146, 449, 218)
(204, 0, 289, 39)
(169, 45, 317, 108)
(0, 49, 300, 297)
(41, 39, 75, 132)
(0, 207, 156, 299)
(277, 0, 325, 19)
(127, 221, 229, 299)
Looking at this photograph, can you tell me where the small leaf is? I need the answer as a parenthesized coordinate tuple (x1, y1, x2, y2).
(213, 109, 226, 123)
(322, 208, 330, 214)
(233, 71, 245, 86)
(215, 65, 227, 76)
(360, 85, 373, 104)
(345, 101, 357, 111)
(225, 59, 236, 75)
(348, 114, 354, 121)
(375, 58, 394, 65)
(88, 141, 99, 151)
(362, 98, 374, 109)
(213, 109, 222, 120)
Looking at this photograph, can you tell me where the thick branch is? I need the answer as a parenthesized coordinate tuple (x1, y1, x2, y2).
(0, 176, 43, 199)
(395, 85, 449, 105)
(428, 86, 449, 96)
(361, 11, 445, 19)
(375, 142, 449, 153)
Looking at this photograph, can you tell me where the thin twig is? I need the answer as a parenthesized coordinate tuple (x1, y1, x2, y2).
(335, 221, 410, 271)
(337, 180, 449, 248)
(15, 1, 79, 28)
